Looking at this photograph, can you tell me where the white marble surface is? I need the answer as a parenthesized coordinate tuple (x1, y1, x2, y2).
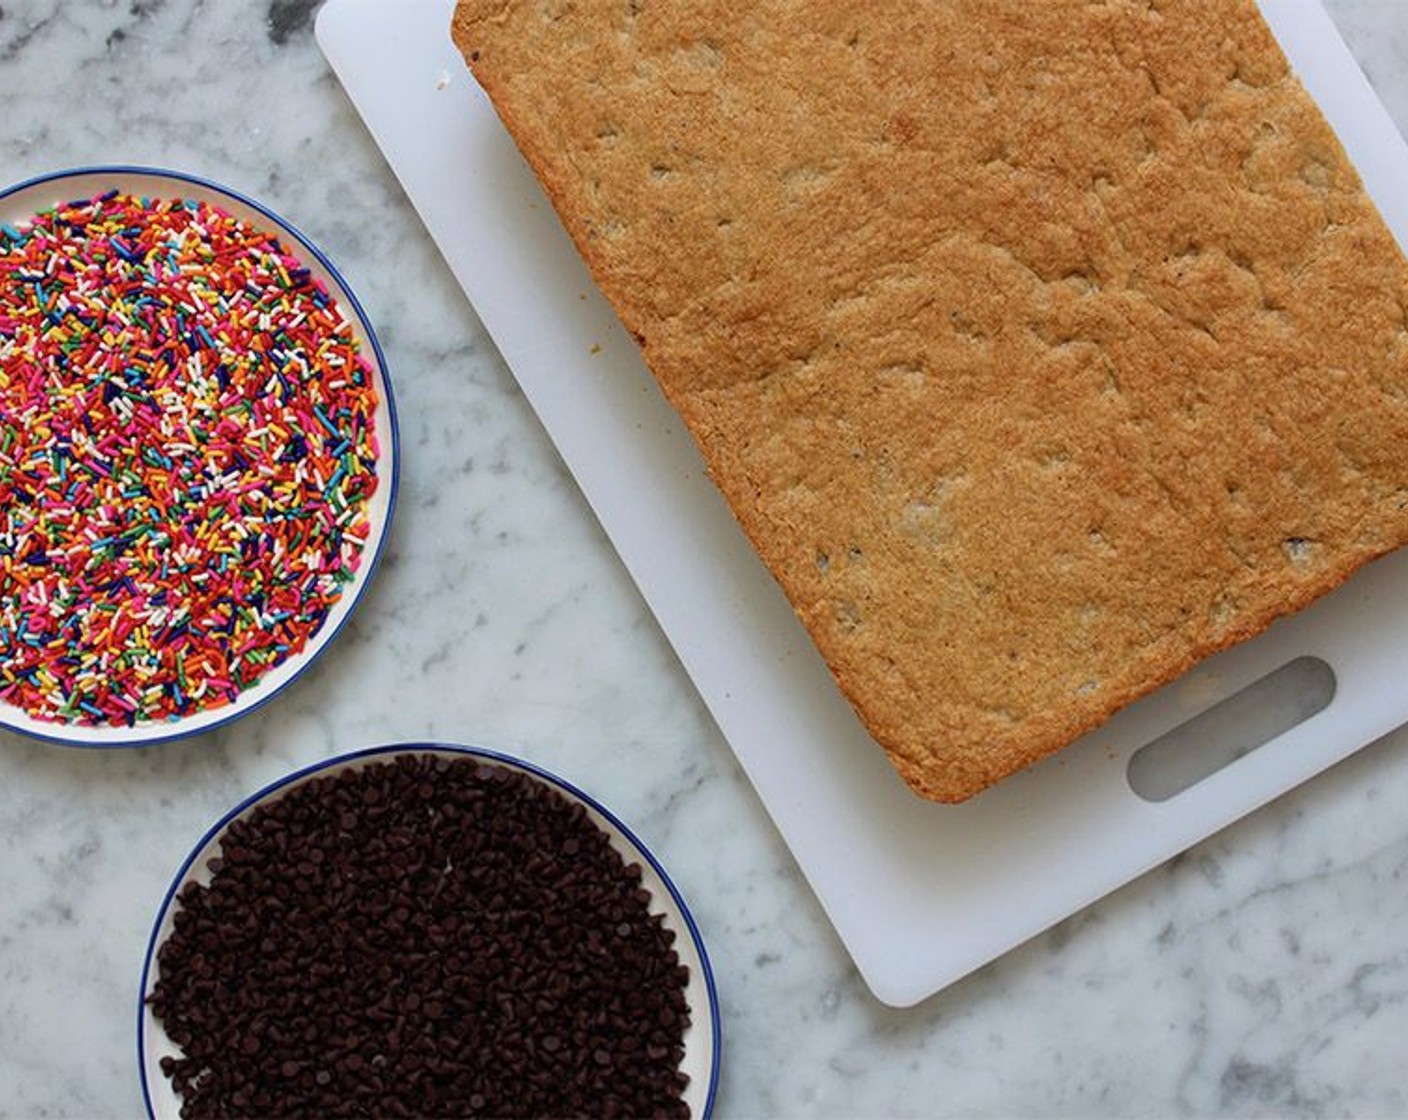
(3, 1, 1408, 1116)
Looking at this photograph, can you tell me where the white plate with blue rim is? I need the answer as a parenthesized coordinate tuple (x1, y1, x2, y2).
(137, 742, 721, 1119)
(0, 165, 398, 747)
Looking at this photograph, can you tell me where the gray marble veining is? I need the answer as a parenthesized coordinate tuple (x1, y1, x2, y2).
(3, 0, 1408, 1116)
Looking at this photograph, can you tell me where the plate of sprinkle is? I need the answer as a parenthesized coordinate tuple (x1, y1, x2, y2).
(138, 742, 721, 1119)
(0, 166, 398, 746)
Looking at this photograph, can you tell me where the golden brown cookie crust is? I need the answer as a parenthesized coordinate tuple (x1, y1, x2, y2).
(453, 0, 1408, 801)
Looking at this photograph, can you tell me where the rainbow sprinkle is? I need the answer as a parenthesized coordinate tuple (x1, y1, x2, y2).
(0, 189, 382, 728)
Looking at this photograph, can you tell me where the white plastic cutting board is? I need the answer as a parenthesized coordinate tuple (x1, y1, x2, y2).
(318, 0, 1408, 1007)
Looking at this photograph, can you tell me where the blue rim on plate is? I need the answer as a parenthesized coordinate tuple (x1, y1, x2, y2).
(137, 742, 722, 1119)
(0, 165, 400, 748)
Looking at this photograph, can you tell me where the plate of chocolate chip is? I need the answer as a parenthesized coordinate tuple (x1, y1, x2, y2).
(138, 743, 720, 1119)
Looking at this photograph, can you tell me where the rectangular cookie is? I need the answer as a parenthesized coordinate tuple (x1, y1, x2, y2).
(452, 0, 1408, 801)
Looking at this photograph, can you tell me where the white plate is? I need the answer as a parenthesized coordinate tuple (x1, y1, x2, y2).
(137, 743, 721, 1119)
(317, 0, 1408, 1006)
(0, 166, 399, 747)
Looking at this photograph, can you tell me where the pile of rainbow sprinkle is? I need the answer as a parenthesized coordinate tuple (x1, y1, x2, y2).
(0, 189, 381, 729)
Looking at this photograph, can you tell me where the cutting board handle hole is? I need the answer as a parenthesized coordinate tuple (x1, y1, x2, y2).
(1127, 655, 1336, 802)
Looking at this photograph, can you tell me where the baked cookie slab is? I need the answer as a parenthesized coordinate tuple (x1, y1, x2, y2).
(453, 0, 1408, 801)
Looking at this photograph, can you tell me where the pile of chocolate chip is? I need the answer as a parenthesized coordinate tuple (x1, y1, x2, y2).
(146, 752, 693, 1118)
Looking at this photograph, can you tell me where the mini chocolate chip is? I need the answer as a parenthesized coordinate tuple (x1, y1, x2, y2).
(146, 754, 694, 1118)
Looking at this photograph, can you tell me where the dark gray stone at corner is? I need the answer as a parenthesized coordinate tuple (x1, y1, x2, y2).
(267, 0, 319, 45)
